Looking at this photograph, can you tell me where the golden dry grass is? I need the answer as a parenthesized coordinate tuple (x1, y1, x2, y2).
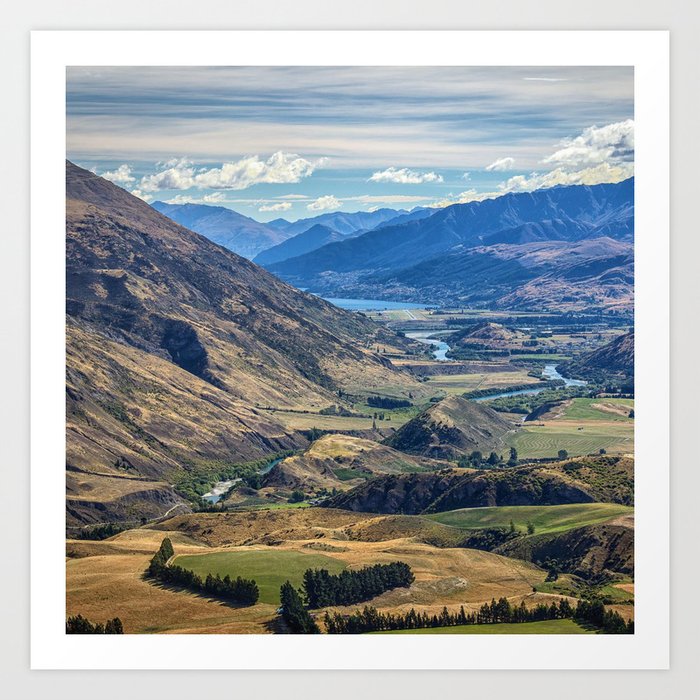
(66, 509, 560, 634)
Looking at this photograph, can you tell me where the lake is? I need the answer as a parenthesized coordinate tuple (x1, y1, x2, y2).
(322, 297, 432, 311)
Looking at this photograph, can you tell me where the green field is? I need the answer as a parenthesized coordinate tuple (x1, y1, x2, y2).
(560, 398, 634, 422)
(424, 503, 633, 535)
(507, 423, 634, 458)
(376, 619, 593, 634)
(174, 550, 347, 604)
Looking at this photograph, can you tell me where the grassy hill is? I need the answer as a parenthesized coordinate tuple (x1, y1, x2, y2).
(262, 434, 447, 494)
(385, 395, 516, 459)
(425, 503, 632, 535)
(173, 549, 347, 604)
(322, 455, 634, 515)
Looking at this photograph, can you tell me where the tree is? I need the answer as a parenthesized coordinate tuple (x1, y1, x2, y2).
(288, 490, 305, 503)
(509, 520, 516, 534)
(526, 521, 535, 535)
(487, 451, 500, 466)
(508, 446, 518, 466)
(557, 449, 569, 460)
(469, 451, 483, 466)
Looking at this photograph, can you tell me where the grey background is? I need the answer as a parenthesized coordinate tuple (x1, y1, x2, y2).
(2, 1, 697, 697)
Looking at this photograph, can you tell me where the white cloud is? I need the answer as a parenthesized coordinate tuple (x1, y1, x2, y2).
(428, 161, 634, 210)
(461, 172, 471, 181)
(139, 152, 323, 193)
(498, 162, 634, 193)
(129, 188, 153, 202)
(259, 201, 293, 212)
(543, 119, 634, 167)
(140, 158, 196, 192)
(429, 189, 486, 208)
(162, 192, 226, 205)
(276, 194, 309, 200)
(348, 194, 432, 205)
(101, 164, 135, 184)
(485, 157, 515, 172)
(307, 195, 342, 211)
(369, 167, 443, 184)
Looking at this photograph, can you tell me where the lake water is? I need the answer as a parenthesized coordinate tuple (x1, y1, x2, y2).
(322, 297, 431, 311)
(405, 330, 452, 362)
(202, 457, 285, 504)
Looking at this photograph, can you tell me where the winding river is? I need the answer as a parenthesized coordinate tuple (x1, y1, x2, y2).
(405, 330, 453, 362)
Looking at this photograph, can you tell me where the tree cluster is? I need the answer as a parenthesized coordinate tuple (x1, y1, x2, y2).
(66, 614, 124, 634)
(74, 523, 126, 541)
(367, 396, 412, 409)
(147, 538, 259, 606)
(302, 562, 414, 609)
(280, 581, 320, 634)
(323, 596, 633, 635)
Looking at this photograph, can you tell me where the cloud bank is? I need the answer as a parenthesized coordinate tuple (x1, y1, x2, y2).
(369, 167, 443, 184)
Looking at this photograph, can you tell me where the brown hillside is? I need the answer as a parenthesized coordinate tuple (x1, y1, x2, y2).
(262, 434, 447, 492)
(65, 162, 421, 524)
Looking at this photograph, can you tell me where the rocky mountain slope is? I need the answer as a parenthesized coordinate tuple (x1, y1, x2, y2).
(561, 331, 634, 381)
(65, 162, 421, 524)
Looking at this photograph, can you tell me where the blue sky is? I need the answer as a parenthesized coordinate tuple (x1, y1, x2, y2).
(66, 66, 634, 222)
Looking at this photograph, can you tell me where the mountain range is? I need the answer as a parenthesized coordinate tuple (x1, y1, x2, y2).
(66, 162, 420, 525)
(153, 202, 430, 261)
(263, 179, 634, 312)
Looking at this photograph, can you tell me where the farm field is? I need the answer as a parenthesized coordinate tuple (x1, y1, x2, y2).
(424, 503, 634, 536)
(376, 619, 593, 634)
(174, 549, 347, 604)
(504, 398, 635, 458)
(425, 370, 541, 394)
(559, 398, 634, 422)
(507, 422, 634, 458)
(261, 407, 419, 432)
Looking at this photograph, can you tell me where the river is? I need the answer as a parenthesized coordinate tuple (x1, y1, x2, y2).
(473, 364, 587, 402)
(202, 457, 284, 504)
(405, 330, 453, 361)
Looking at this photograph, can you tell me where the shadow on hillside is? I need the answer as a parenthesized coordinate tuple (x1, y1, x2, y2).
(142, 573, 256, 610)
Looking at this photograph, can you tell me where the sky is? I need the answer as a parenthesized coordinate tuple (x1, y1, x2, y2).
(66, 66, 634, 222)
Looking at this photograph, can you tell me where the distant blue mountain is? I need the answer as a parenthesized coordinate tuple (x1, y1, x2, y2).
(272, 207, 417, 238)
(151, 201, 290, 259)
(268, 179, 634, 281)
(254, 224, 352, 266)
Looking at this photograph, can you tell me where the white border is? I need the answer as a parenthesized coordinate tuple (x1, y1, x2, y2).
(30, 30, 669, 670)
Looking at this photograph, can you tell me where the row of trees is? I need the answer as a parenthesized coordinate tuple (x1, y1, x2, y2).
(323, 596, 633, 634)
(302, 562, 414, 609)
(280, 581, 320, 634)
(66, 614, 124, 634)
(457, 448, 518, 469)
(367, 396, 412, 409)
(147, 538, 259, 605)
